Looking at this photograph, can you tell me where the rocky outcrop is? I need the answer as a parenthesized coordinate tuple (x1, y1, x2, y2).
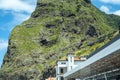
(86, 25, 98, 37)
(0, 0, 119, 80)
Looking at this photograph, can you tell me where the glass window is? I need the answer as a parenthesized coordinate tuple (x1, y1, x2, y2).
(61, 63, 66, 64)
(60, 68, 64, 73)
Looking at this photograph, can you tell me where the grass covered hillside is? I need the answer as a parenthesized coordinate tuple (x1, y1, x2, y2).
(0, 0, 120, 80)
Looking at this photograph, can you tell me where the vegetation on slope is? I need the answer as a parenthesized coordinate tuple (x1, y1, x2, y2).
(0, 0, 120, 80)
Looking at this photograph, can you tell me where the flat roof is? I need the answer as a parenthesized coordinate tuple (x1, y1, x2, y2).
(63, 34, 120, 79)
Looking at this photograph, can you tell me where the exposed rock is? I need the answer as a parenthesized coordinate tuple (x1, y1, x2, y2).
(86, 25, 98, 37)
(0, 0, 119, 80)
(67, 13, 76, 17)
(40, 39, 48, 46)
(45, 24, 56, 28)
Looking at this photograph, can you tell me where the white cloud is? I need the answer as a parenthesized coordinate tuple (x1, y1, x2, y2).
(0, 39, 8, 50)
(100, 5, 120, 16)
(100, 0, 120, 5)
(9, 12, 30, 31)
(0, 12, 30, 31)
(13, 12, 30, 22)
(100, 5, 110, 14)
(113, 10, 120, 16)
(0, 0, 36, 67)
(0, 0, 36, 31)
(0, 0, 36, 13)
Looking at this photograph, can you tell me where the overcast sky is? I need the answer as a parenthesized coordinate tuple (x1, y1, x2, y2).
(0, 0, 120, 68)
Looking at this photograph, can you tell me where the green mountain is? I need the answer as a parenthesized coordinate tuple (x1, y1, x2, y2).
(0, 0, 120, 80)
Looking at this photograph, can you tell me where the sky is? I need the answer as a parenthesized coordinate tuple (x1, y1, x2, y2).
(0, 0, 120, 68)
(0, 0, 37, 67)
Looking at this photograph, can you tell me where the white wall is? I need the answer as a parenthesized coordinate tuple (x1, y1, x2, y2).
(56, 61, 67, 80)
(68, 54, 74, 71)
(56, 55, 86, 80)
(74, 61, 84, 68)
(57, 61, 67, 67)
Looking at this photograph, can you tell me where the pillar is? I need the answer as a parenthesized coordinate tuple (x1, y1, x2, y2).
(104, 73, 107, 80)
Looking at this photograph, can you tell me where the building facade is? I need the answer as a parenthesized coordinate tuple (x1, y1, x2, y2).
(56, 54, 86, 80)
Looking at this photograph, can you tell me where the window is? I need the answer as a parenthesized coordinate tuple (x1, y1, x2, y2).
(60, 68, 64, 73)
(61, 77, 64, 80)
(61, 62, 66, 64)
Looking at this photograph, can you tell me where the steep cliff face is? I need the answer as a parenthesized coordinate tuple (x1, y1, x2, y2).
(0, 0, 120, 80)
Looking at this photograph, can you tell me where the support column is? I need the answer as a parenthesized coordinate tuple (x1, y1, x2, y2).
(104, 73, 107, 80)
(58, 66, 60, 74)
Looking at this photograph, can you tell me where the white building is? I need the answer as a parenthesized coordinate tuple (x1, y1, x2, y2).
(56, 53, 86, 80)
